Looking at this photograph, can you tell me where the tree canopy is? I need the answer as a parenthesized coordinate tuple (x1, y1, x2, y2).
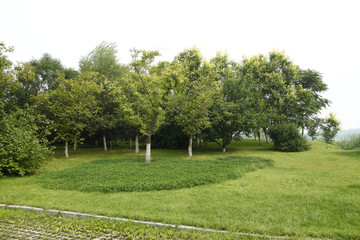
(0, 41, 335, 175)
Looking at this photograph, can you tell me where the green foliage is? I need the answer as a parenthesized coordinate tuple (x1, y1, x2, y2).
(0, 109, 52, 176)
(268, 123, 311, 152)
(35, 156, 272, 192)
(171, 48, 217, 140)
(79, 41, 124, 80)
(28, 53, 65, 92)
(337, 134, 360, 150)
(321, 113, 341, 148)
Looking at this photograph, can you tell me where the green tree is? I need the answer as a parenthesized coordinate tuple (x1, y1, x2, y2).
(29, 53, 65, 92)
(80, 42, 127, 151)
(120, 49, 172, 162)
(295, 69, 329, 134)
(205, 52, 244, 152)
(321, 113, 341, 149)
(306, 117, 322, 144)
(0, 43, 52, 176)
(171, 48, 217, 157)
(79, 41, 125, 81)
(37, 72, 101, 157)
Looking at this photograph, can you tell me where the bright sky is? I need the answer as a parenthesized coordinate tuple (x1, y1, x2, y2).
(1, 0, 359, 130)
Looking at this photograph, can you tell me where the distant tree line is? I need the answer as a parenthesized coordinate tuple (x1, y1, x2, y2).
(0, 41, 339, 175)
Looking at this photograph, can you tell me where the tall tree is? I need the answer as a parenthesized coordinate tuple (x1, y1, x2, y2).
(205, 52, 244, 152)
(79, 41, 125, 81)
(29, 53, 65, 92)
(80, 42, 127, 150)
(120, 49, 172, 162)
(37, 72, 101, 157)
(171, 48, 217, 157)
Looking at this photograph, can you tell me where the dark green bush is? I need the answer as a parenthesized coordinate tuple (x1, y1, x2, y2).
(0, 109, 52, 176)
(268, 123, 311, 152)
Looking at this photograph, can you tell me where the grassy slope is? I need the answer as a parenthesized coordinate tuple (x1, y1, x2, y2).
(0, 140, 359, 239)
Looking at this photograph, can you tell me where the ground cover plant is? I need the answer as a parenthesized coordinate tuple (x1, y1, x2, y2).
(0, 140, 360, 239)
(34, 156, 273, 192)
(0, 208, 258, 240)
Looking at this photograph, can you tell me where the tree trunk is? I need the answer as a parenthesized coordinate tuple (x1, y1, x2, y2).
(130, 137, 133, 149)
(146, 134, 151, 162)
(263, 128, 269, 143)
(188, 135, 193, 157)
(109, 131, 112, 149)
(95, 140, 98, 146)
(222, 138, 226, 152)
(103, 135, 107, 151)
(258, 131, 261, 146)
(135, 134, 139, 153)
(194, 134, 198, 149)
(302, 126, 304, 136)
(73, 137, 77, 151)
(65, 141, 69, 158)
(199, 134, 202, 146)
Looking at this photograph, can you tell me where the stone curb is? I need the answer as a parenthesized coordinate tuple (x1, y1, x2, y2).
(1, 203, 322, 239)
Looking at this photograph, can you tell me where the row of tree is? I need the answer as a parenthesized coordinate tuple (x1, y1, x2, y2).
(1, 41, 336, 174)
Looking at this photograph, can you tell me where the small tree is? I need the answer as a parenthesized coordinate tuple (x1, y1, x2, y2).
(306, 117, 322, 144)
(321, 113, 340, 149)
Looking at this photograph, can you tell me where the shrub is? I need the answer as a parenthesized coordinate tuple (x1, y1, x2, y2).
(337, 134, 360, 150)
(268, 123, 311, 152)
(0, 109, 52, 176)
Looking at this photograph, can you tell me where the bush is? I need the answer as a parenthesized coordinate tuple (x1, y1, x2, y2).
(337, 134, 360, 150)
(0, 109, 52, 176)
(268, 123, 311, 152)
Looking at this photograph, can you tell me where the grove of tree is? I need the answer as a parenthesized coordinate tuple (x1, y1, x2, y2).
(0, 41, 336, 175)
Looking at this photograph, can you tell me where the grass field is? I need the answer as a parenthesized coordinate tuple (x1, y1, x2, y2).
(0, 139, 359, 239)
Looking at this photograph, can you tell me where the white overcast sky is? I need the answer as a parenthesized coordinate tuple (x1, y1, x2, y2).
(1, 0, 359, 130)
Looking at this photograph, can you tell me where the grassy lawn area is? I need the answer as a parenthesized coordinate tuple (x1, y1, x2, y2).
(1, 139, 359, 239)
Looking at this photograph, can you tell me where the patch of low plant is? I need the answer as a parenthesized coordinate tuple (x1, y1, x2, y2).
(33, 156, 273, 192)
(0, 208, 260, 239)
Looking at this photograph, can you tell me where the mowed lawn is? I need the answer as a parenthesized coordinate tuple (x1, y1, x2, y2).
(0, 139, 359, 239)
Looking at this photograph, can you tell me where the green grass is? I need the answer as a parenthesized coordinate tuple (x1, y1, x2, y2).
(0, 208, 258, 239)
(1, 139, 360, 239)
(34, 156, 273, 192)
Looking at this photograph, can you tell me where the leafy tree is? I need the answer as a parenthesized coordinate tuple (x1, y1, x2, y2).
(171, 48, 217, 157)
(29, 53, 65, 92)
(79, 41, 125, 81)
(306, 117, 322, 144)
(321, 113, 341, 149)
(120, 49, 172, 162)
(0, 43, 52, 176)
(205, 52, 244, 152)
(37, 72, 101, 157)
(80, 42, 127, 151)
(295, 69, 329, 134)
